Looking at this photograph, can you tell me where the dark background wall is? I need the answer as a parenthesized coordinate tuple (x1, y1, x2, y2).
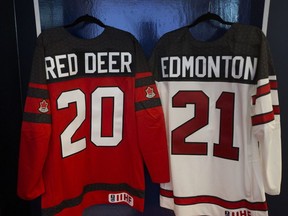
(266, 0, 288, 215)
(0, 0, 287, 216)
(0, 0, 36, 216)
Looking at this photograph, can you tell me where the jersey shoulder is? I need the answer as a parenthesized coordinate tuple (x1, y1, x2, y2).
(37, 26, 139, 51)
(154, 23, 266, 49)
(228, 23, 266, 46)
(153, 27, 189, 51)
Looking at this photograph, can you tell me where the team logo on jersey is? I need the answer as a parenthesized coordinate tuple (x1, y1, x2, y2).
(108, 192, 134, 206)
(145, 86, 156, 98)
(38, 99, 49, 113)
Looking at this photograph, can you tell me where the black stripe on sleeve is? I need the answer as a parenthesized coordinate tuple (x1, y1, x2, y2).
(135, 76, 155, 88)
(135, 98, 162, 111)
(23, 112, 51, 123)
(27, 87, 49, 99)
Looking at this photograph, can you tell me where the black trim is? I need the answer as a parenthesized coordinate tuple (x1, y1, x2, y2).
(42, 183, 144, 216)
(135, 98, 161, 111)
(27, 87, 49, 98)
(136, 76, 155, 88)
(23, 112, 51, 123)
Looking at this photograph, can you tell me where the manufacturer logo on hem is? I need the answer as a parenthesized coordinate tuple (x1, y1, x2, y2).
(225, 210, 252, 216)
(109, 192, 134, 206)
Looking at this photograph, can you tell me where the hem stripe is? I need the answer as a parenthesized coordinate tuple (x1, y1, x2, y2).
(160, 189, 268, 211)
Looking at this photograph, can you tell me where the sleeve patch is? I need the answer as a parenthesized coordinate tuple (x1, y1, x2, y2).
(39, 99, 49, 113)
(145, 87, 156, 98)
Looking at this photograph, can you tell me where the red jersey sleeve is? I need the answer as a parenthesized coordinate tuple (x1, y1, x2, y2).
(134, 41, 170, 183)
(17, 34, 51, 199)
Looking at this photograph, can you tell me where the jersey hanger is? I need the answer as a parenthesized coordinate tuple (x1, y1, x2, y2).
(186, 12, 234, 28)
(187, 1, 234, 28)
(64, 14, 106, 28)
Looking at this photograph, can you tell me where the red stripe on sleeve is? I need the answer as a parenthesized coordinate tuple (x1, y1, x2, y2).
(252, 83, 271, 105)
(160, 188, 174, 198)
(135, 71, 153, 79)
(269, 80, 278, 89)
(257, 83, 271, 97)
(252, 111, 274, 126)
(29, 82, 48, 90)
(273, 105, 280, 115)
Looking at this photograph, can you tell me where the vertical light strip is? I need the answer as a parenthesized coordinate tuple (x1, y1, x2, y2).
(262, 0, 270, 35)
(12, 0, 24, 109)
(33, 0, 41, 36)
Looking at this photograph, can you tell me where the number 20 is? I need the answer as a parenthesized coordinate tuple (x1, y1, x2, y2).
(57, 87, 124, 158)
(172, 91, 239, 161)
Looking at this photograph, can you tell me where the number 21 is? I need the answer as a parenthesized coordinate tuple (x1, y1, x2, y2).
(171, 91, 239, 161)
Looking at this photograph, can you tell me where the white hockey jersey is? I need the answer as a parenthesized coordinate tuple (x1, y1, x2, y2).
(149, 23, 282, 216)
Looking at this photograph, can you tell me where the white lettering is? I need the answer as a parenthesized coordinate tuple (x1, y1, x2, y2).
(97, 52, 107, 73)
(231, 56, 244, 79)
(195, 56, 206, 78)
(222, 56, 232, 78)
(161, 57, 169, 78)
(159, 55, 258, 82)
(67, 54, 78, 76)
(109, 52, 120, 73)
(121, 52, 132, 73)
(55, 55, 68, 78)
(169, 56, 180, 77)
(45, 56, 57, 79)
(182, 56, 194, 77)
(244, 57, 257, 80)
(208, 56, 220, 78)
(45, 52, 133, 80)
(85, 52, 96, 74)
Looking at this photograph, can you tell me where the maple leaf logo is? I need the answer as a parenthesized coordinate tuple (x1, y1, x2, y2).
(38, 99, 49, 113)
(145, 86, 156, 98)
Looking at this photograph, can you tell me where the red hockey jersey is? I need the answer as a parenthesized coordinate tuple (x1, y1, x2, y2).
(17, 26, 169, 216)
